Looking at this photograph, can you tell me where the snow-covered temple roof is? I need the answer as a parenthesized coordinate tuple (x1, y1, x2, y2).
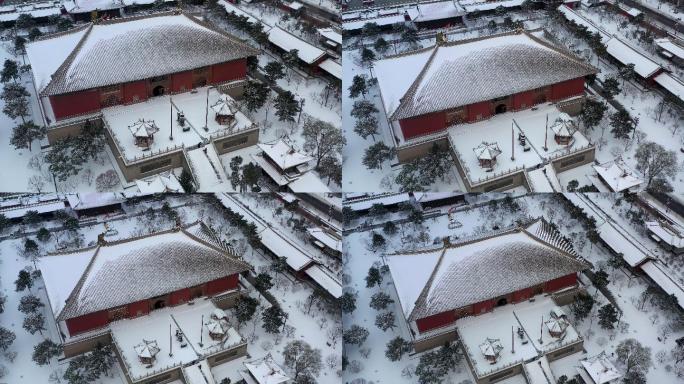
(550, 113, 577, 137)
(375, 30, 597, 120)
(135, 172, 184, 194)
(134, 339, 160, 359)
(267, 27, 326, 65)
(27, 11, 259, 96)
(128, 119, 160, 138)
(258, 140, 313, 170)
(479, 337, 503, 357)
(40, 223, 251, 321)
(386, 218, 589, 321)
(243, 354, 291, 384)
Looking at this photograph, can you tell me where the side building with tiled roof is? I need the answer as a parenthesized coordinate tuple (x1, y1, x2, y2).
(39, 222, 252, 348)
(384, 218, 590, 349)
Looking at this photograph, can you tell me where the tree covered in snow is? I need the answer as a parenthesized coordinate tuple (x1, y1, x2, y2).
(609, 109, 635, 139)
(0, 293, 5, 314)
(23, 312, 46, 335)
(395, 144, 451, 192)
(619, 64, 636, 87)
(354, 115, 379, 141)
(343, 325, 369, 347)
(401, 28, 418, 47)
(385, 336, 411, 361)
(284, 49, 299, 80)
(351, 100, 378, 119)
(0, 327, 15, 351)
(10, 121, 46, 152)
(362, 22, 381, 36)
(2, 83, 30, 123)
(262, 304, 288, 334)
(28, 27, 42, 41)
(622, 370, 646, 384)
(1, 60, 18, 83)
(375, 311, 396, 332)
(598, 304, 618, 330)
(673, 336, 684, 364)
(374, 37, 389, 54)
(95, 170, 119, 192)
(360, 47, 376, 67)
(243, 80, 270, 113)
(634, 141, 677, 190)
(179, 168, 195, 193)
(32, 339, 62, 366)
(580, 99, 607, 131)
(363, 142, 393, 170)
(283, 340, 323, 383)
(318, 155, 342, 186)
(370, 291, 394, 311)
(264, 61, 285, 84)
(254, 272, 274, 291)
(370, 232, 386, 250)
(45, 120, 106, 182)
(593, 268, 610, 294)
(18, 294, 43, 314)
(415, 343, 462, 383)
(234, 296, 259, 330)
(340, 291, 357, 314)
(602, 76, 621, 98)
(571, 293, 594, 322)
(302, 117, 345, 168)
(348, 75, 368, 99)
(63, 354, 94, 384)
(616, 338, 652, 375)
(88, 343, 116, 377)
(365, 266, 383, 288)
(15, 269, 34, 292)
(274, 91, 300, 123)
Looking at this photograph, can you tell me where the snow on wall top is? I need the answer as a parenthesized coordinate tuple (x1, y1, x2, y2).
(267, 27, 326, 65)
(43, 226, 250, 321)
(386, 218, 588, 321)
(592, 161, 642, 192)
(66, 192, 126, 210)
(258, 140, 313, 170)
(654, 38, 684, 60)
(375, 31, 597, 120)
(33, 12, 258, 96)
(243, 354, 291, 384)
(317, 27, 342, 45)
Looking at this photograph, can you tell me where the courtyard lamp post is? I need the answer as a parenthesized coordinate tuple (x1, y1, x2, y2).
(204, 86, 215, 132)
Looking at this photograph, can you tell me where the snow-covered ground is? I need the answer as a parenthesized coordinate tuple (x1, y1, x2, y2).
(0, 193, 341, 383)
(343, 193, 684, 383)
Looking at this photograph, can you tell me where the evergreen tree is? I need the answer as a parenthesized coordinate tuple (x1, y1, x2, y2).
(28, 27, 42, 41)
(415, 351, 443, 384)
(0, 293, 5, 314)
(375, 311, 396, 331)
(24, 238, 38, 256)
(369, 291, 394, 311)
(619, 63, 636, 87)
(365, 266, 383, 288)
(363, 142, 393, 170)
(635, 141, 677, 188)
(89, 343, 116, 377)
(317, 156, 342, 186)
(580, 98, 607, 131)
(343, 325, 369, 347)
(179, 168, 195, 193)
(354, 115, 378, 141)
(598, 304, 618, 330)
(0, 326, 15, 351)
(243, 80, 270, 112)
(401, 28, 418, 46)
(622, 370, 646, 384)
(274, 91, 300, 123)
(348, 75, 367, 99)
(351, 100, 378, 119)
(14, 35, 26, 55)
(15, 14, 34, 29)
(261, 304, 287, 334)
(360, 47, 376, 66)
(602, 76, 621, 98)
(32, 339, 62, 366)
(383, 221, 397, 236)
(371, 232, 386, 250)
(15, 269, 33, 292)
(2, 83, 30, 123)
(63, 354, 94, 384)
(340, 291, 357, 313)
(10, 121, 46, 151)
(374, 37, 389, 53)
(253, 273, 274, 291)
(385, 336, 411, 361)
(23, 312, 46, 335)
(609, 109, 635, 139)
(302, 118, 345, 167)
(234, 296, 259, 330)
(0, 213, 8, 232)
(283, 340, 322, 383)
(271, 256, 288, 278)
(571, 293, 594, 322)
(18, 294, 43, 314)
(263, 61, 285, 84)
(362, 22, 380, 36)
(1, 60, 19, 83)
(56, 17, 73, 32)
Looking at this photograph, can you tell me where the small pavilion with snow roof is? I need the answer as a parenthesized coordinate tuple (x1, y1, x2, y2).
(473, 142, 502, 169)
(128, 119, 160, 148)
(211, 94, 239, 127)
(549, 113, 578, 145)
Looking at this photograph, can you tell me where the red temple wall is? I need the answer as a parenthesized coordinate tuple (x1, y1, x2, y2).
(415, 310, 456, 333)
(466, 101, 492, 122)
(171, 71, 193, 93)
(544, 273, 577, 292)
(50, 90, 101, 120)
(205, 274, 239, 295)
(398, 111, 447, 140)
(512, 90, 535, 110)
(123, 80, 148, 104)
(210, 59, 247, 84)
(128, 300, 150, 318)
(551, 78, 585, 101)
(170, 288, 191, 306)
(65, 310, 109, 335)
